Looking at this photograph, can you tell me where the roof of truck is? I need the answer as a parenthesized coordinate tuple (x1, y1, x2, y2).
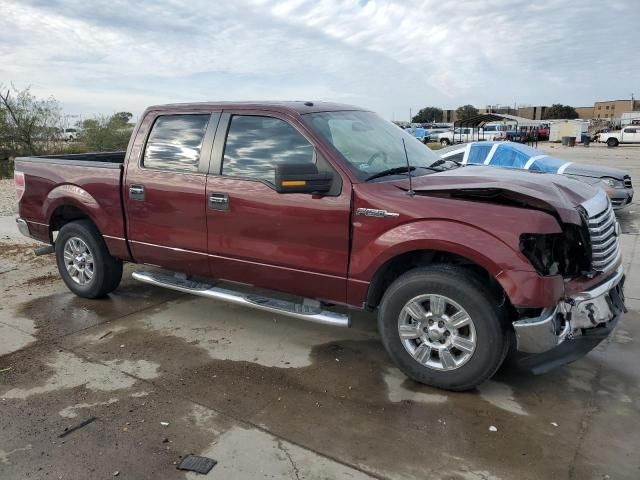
(145, 101, 364, 115)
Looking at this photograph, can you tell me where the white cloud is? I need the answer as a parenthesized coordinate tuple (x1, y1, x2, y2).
(1, 0, 638, 119)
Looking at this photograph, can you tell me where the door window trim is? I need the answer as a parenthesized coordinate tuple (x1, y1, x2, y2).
(139, 112, 221, 175)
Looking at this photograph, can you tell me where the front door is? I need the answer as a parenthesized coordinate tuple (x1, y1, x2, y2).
(124, 112, 219, 277)
(205, 112, 352, 303)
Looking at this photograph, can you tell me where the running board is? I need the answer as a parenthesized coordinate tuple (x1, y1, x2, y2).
(132, 271, 351, 328)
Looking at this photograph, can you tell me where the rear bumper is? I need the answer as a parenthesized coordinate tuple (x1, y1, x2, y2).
(512, 266, 625, 371)
(16, 217, 32, 238)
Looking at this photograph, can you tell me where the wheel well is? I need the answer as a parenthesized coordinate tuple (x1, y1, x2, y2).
(365, 250, 511, 312)
(49, 205, 94, 239)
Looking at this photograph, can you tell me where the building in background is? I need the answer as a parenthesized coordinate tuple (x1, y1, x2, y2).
(593, 100, 640, 120)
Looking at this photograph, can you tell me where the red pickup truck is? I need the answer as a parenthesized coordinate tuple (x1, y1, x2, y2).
(14, 101, 626, 391)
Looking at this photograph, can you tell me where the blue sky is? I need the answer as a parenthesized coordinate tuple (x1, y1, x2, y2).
(1, 0, 639, 121)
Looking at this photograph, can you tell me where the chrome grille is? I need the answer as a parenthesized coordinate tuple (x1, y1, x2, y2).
(587, 202, 620, 272)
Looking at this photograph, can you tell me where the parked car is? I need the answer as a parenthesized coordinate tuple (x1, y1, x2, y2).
(438, 141, 634, 209)
(14, 101, 625, 391)
(597, 126, 640, 147)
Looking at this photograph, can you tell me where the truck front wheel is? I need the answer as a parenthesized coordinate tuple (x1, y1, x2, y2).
(440, 138, 450, 146)
(378, 265, 509, 391)
(607, 138, 619, 147)
(55, 220, 123, 298)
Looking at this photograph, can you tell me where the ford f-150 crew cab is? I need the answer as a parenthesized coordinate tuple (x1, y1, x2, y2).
(14, 101, 626, 391)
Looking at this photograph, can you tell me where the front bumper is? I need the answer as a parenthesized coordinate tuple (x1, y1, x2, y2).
(512, 266, 625, 371)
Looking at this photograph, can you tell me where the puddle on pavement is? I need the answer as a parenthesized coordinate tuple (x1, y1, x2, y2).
(13, 281, 180, 341)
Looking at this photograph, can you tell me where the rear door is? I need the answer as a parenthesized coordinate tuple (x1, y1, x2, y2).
(622, 127, 640, 143)
(124, 111, 220, 276)
(204, 111, 352, 303)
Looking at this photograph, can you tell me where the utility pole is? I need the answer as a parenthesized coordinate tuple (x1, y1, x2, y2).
(409, 108, 412, 123)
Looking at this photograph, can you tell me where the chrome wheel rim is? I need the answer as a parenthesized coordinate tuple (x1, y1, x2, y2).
(63, 237, 95, 285)
(398, 294, 476, 371)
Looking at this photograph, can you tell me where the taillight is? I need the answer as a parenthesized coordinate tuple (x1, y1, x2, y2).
(14, 171, 25, 202)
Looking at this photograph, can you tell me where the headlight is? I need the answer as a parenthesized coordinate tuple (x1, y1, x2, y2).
(602, 177, 624, 188)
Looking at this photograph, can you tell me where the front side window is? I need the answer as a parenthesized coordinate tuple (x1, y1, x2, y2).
(222, 115, 314, 184)
(143, 114, 210, 172)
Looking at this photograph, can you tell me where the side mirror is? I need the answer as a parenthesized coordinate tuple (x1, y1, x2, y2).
(274, 163, 333, 194)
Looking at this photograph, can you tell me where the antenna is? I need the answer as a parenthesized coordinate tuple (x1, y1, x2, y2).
(401, 138, 414, 197)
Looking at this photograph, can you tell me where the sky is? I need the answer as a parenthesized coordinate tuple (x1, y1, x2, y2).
(1, 0, 639, 121)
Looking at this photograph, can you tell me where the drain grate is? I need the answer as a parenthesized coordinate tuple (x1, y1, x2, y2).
(177, 455, 217, 474)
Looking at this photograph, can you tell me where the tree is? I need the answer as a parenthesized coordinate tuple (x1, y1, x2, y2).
(543, 104, 578, 120)
(412, 107, 443, 123)
(455, 104, 479, 121)
(0, 83, 62, 156)
(78, 112, 134, 151)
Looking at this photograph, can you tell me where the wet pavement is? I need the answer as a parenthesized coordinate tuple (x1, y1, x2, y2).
(1, 146, 640, 479)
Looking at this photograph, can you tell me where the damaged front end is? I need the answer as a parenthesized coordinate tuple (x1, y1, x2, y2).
(512, 190, 626, 373)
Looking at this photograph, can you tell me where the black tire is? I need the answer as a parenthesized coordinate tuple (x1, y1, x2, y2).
(607, 138, 619, 147)
(55, 220, 123, 299)
(378, 265, 509, 391)
(440, 138, 450, 146)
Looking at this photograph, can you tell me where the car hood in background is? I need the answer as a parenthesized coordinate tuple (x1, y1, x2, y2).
(562, 163, 627, 180)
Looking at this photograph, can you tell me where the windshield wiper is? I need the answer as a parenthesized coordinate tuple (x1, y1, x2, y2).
(365, 166, 416, 182)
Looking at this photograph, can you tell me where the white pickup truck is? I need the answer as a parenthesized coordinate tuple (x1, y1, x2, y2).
(598, 126, 640, 147)
(435, 127, 499, 146)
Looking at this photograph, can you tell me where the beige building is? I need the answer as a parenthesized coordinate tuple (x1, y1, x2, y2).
(593, 100, 640, 120)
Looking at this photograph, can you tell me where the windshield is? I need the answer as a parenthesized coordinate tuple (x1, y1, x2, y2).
(304, 111, 440, 180)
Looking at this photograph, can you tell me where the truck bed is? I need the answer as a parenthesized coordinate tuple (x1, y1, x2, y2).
(14, 153, 128, 259)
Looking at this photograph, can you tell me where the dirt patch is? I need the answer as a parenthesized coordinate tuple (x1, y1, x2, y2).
(20, 272, 58, 287)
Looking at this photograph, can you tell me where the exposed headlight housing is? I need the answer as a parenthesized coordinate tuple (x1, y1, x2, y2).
(520, 225, 591, 277)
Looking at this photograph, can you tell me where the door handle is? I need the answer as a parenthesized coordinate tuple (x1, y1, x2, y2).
(208, 192, 229, 211)
(129, 184, 145, 201)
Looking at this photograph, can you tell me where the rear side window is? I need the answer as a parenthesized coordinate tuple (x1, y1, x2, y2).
(143, 115, 210, 172)
(490, 146, 529, 168)
(222, 115, 314, 184)
(467, 144, 492, 164)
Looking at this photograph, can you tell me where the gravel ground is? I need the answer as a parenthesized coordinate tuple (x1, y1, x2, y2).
(0, 179, 17, 216)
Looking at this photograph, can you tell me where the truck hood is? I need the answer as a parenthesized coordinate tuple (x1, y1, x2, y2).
(399, 166, 597, 224)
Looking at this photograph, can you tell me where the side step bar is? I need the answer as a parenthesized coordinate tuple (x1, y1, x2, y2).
(132, 271, 351, 328)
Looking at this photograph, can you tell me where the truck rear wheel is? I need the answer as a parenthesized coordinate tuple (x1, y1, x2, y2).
(607, 138, 619, 147)
(378, 265, 509, 391)
(55, 220, 123, 298)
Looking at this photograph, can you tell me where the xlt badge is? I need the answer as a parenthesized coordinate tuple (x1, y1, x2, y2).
(355, 208, 400, 218)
